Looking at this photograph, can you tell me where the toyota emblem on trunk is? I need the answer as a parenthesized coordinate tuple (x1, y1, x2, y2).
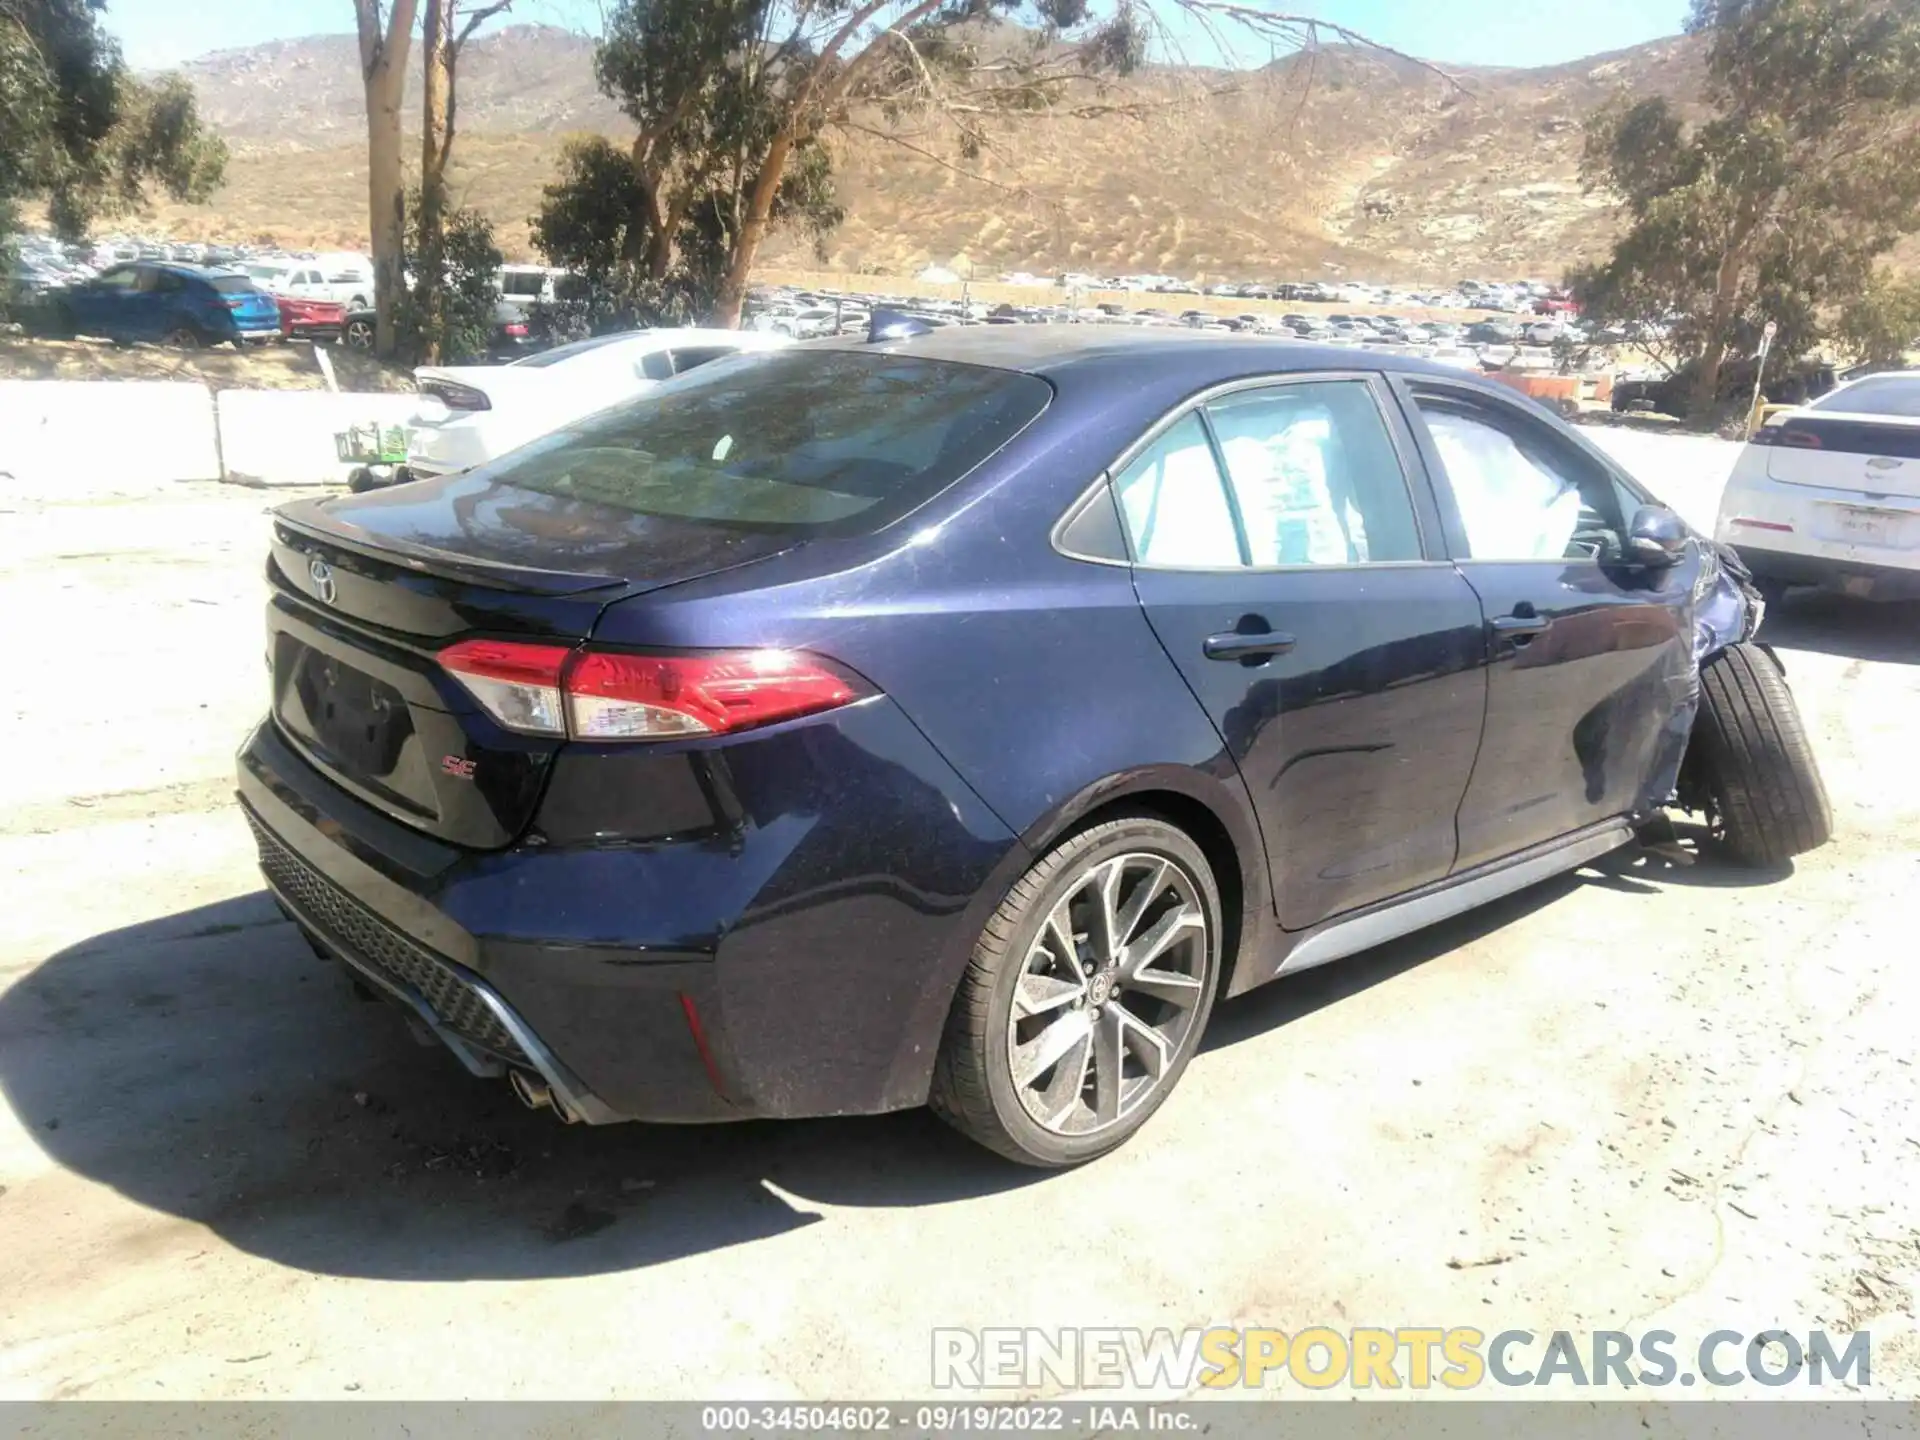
(308, 556, 338, 605)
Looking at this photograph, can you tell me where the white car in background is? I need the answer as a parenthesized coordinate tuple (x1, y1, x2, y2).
(405, 328, 792, 479)
(1716, 370, 1920, 602)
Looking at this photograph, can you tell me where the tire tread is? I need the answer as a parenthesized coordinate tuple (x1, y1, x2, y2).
(1695, 643, 1831, 866)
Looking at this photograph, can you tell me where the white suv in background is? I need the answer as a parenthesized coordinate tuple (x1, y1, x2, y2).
(1716, 370, 1920, 602)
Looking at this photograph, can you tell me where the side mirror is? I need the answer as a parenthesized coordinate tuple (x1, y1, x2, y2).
(1626, 504, 1689, 567)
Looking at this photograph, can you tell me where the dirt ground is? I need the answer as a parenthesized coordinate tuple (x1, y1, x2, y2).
(2, 444, 1918, 1402)
(0, 335, 416, 393)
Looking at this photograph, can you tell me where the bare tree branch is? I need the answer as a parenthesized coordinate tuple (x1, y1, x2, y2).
(1172, 1, 1470, 91)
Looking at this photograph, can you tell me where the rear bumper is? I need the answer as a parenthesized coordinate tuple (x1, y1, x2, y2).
(1716, 463, 1920, 598)
(236, 700, 1021, 1124)
(1729, 545, 1920, 600)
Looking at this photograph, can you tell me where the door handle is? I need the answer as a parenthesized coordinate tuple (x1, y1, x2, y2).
(1204, 631, 1297, 662)
(1490, 614, 1552, 639)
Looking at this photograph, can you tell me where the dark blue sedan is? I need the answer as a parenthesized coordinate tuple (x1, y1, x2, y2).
(53, 262, 281, 348)
(237, 326, 1828, 1165)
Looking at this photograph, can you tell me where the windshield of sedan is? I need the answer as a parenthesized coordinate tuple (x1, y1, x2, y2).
(485, 351, 1053, 536)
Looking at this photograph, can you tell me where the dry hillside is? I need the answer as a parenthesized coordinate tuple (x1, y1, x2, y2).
(148, 22, 1709, 281)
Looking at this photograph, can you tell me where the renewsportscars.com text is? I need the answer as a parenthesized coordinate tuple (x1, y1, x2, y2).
(932, 1326, 1872, 1391)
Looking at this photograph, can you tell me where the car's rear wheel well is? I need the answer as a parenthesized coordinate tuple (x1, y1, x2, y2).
(1056, 791, 1247, 1001)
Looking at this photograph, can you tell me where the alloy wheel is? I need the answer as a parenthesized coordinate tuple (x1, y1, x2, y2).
(1005, 851, 1211, 1136)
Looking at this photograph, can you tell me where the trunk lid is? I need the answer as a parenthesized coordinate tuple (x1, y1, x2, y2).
(266, 471, 800, 847)
(1764, 413, 1920, 498)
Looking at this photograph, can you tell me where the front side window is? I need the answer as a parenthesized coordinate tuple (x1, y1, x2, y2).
(486, 351, 1052, 537)
(1112, 412, 1242, 568)
(1412, 390, 1627, 561)
(1205, 381, 1422, 565)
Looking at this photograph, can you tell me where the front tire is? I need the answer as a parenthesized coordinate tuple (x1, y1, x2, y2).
(343, 317, 374, 351)
(1694, 643, 1832, 866)
(163, 325, 202, 350)
(931, 815, 1222, 1167)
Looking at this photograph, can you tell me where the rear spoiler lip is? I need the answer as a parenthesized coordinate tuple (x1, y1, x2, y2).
(274, 498, 628, 597)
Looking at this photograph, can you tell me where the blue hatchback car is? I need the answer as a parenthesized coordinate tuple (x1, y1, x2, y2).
(237, 326, 1828, 1165)
(54, 262, 281, 348)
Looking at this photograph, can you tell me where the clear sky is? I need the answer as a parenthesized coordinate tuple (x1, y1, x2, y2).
(106, 0, 1691, 72)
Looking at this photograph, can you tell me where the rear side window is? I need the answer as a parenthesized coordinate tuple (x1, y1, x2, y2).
(638, 349, 676, 381)
(487, 351, 1052, 537)
(210, 276, 257, 294)
(1814, 376, 1920, 417)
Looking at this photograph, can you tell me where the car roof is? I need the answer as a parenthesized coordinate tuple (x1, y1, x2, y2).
(814, 326, 1493, 386)
(805, 325, 1590, 432)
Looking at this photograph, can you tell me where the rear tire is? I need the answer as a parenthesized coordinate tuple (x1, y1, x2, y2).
(344, 317, 374, 351)
(930, 815, 1222, 1167)
(163, 325, 202, 350)
(1694, 643, 1832, 867)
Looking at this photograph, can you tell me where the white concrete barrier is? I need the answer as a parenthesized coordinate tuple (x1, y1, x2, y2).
(0, 380, 221, 496)
(215, 389, 421, 488)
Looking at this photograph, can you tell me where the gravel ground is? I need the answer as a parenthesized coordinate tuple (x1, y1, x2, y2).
(2, 438, 1918, 1403)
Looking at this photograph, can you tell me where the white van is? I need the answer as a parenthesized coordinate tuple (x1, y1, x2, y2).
(496, 264, 566, 306)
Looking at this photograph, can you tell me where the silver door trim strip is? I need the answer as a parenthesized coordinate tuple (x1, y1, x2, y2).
(1274, 818, 1633, 979)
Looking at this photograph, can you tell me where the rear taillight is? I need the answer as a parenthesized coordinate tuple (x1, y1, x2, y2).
(504, 322, 529, 337)
(437, 640, 869, 740)
(438, 639, 572, 735)
(420, 379, 492, 412)
(1751, 425, 1819, 449)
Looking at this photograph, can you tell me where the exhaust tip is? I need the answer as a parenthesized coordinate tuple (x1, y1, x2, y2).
(509, 1069, 553, 1112)
(509, 1068, 581, 1124)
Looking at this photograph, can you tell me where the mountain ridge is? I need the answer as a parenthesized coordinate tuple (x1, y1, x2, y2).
(150, 24, 1707, 280)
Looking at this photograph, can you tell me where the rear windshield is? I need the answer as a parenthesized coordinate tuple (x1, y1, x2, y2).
(1815, 375, 1920, 417)
(487, 350, 1052, 536)
(511, 332, 640, 368)
(210, 276, 259, 294)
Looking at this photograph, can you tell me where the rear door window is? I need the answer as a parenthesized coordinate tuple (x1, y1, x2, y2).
(1205, 381, 1423, 565)
(1111, 413, 1243, 568)
(487, 351, 1052, 537)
